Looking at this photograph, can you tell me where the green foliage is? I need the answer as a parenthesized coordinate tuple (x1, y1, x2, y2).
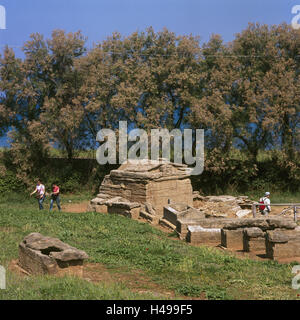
(0, 169, 25, 194)
(174, 284, 203, 297)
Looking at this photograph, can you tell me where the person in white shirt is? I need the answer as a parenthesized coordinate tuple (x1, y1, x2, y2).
(259, 192, 271, 216)
(30, 179, 46, 210)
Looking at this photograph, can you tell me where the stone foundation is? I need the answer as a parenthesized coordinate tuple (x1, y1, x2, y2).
(221, 217, 298, 251)
(106, 201, 141, 219)
(161, 203, 206, 230)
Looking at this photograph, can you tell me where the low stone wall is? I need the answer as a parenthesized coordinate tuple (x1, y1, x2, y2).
(178, 218, 236, 241)
(221, 217, 298, 252)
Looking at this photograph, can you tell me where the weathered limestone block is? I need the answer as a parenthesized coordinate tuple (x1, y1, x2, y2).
(90, 197, 107, 205)
(139, 202, 159, 224)
(18, 233, 88, 275)
(176, 218, 236, 240)
(87, 203, 96, 212)
(186, 226, 221, 246)
(221, 229, 244, 250)
(95, 204, 108, 213)
(265, 229, 300, 260)
(145, 202, 156, 216)
(266, 218, 297, 230)
(107, 201, 141, 219)
(224, 218, 269, 231)
(235, 209, 252, 218)
(243, 227, 266, 252)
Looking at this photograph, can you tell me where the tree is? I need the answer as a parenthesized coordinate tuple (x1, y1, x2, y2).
(39, 30, 87, 159)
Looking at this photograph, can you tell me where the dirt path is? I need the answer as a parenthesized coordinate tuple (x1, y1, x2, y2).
(8, 259, 204, 300)
(61, 201, 90, 213)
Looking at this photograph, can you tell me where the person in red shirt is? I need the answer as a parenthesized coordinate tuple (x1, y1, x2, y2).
(49, 183, 61, 212)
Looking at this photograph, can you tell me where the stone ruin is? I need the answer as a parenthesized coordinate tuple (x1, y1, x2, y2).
(88, 159, 194, 218)
(87, 160, 300, 263)
(18, 233, 89, 275)
(266, 229, 300, 261)
(193, 194, 253, 218)
(184, 216, 300, 262)
(88, 160, 253, 221)
(220, 218, 299, 251)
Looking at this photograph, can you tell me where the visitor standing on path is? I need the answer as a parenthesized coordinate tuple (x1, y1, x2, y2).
(30, 179, 46, 210)
(259, 192, 271, 216)
(50, 183, 61, 212)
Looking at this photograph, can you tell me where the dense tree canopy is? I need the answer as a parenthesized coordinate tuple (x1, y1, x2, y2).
(0, 23, 299, 187)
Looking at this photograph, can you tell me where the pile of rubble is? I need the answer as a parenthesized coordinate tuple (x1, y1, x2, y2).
(193, 193, 253, 218)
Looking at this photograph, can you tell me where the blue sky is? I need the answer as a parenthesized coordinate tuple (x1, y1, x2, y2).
(0, 0, 297, 57)
(0, 0, 298, 146)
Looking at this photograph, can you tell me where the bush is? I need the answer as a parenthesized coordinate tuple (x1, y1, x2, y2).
(0, 168, 25, 194)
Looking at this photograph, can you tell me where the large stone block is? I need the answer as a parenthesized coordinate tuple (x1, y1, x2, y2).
(265, 230, 300, 260)
(107, 201, 141, 219)
(243, 228, 266, 253)
(177, 218, 236, 241)
(95, 204, 108, 214)
(221, 229, 244, 250)
(18, 233, 88, 275)
(186, 226, 221, 246)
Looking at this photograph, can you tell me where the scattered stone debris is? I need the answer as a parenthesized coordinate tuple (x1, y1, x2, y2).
(18, 233, 88, 275)
(192, 194, 253, 218)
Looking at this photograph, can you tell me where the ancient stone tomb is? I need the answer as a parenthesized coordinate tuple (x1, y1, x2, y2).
(88, 160, 193, 217)
(18, 233, 89, 275)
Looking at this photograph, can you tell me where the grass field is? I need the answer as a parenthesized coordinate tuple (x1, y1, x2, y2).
(0, 192, 300, 300)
